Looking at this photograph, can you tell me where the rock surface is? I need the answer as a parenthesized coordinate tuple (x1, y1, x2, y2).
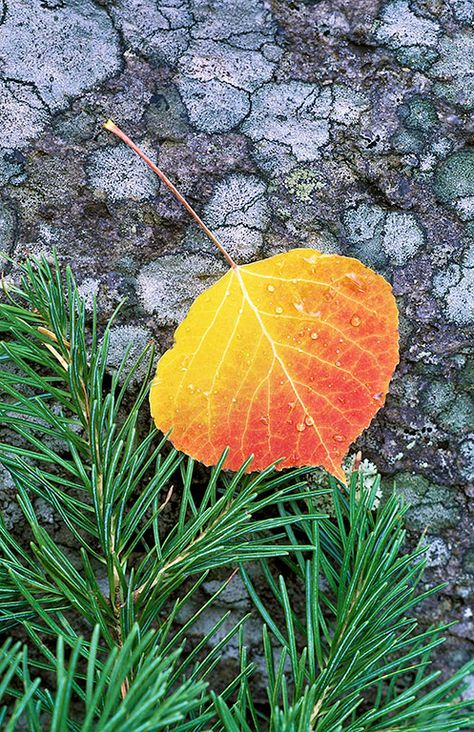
(0, 0, 472, 680)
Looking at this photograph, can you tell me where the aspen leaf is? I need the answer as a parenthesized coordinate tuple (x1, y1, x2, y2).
(104, 122, 399, 480)
(149, 249, 399, 481)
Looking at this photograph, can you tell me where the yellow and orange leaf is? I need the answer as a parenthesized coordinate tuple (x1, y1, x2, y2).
(102, 122, 398, 480)
(150, 248, 399, 481)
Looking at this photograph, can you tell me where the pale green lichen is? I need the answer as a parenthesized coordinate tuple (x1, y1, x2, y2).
(285, 168, 322, 203)
(387, 473, 460, 531)
(434, 149, 474, 221)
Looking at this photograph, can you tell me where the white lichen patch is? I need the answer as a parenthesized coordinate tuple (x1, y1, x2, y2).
(0, 80, 50, 149)
(307, 454, 382, 516)
(433, 263, 462, 298)
(251, 140, 297, 176)
(374, 0, 440, 52)
(462, 675, 474, 702)
(201, 174, 269, 260)
(343, 203, 424, 265)
(433, 243, 474, 324)
(77, 278, 101, 311)
(106, 325, 154, 385)
(0, 464, 22, 530)
(331, 85, 370, 126)
(422, 535, 451, 567)
(453, 196, 474, 221)
(171, 0, 279, 134)
(242, 81, 332, 162)
(204, 175, 268, 229)
(0, 0, 121, 112)
(431, 32, 474, 109)
(343, 203, 385, 244)
(423, 379, 454, 417)
(381, 212, 425, 264)
(110, 0, 193, 66)
(177, 77, 250, 133)
(191, 0, 273, 41)
(0, 200, 15, 254)
(449, 0, 474, 23)
(460, 439, 474, 482)
(137, 253, 226, 325)
(434, 150, 474, 222)
(180, 40, 275, 93)
(86, 144, 159, 202)
(346, 454, 382, 505)
(443, 268, 474, 324)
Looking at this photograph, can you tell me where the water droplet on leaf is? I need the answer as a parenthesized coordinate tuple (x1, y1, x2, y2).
(351, 315, 361, 327)
(345, 272, 365, 292)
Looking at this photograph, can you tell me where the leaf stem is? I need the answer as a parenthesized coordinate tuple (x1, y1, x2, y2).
(103, 119, 237, 269)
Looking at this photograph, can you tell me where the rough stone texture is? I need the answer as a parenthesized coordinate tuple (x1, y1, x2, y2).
(0, 0, 473, 683)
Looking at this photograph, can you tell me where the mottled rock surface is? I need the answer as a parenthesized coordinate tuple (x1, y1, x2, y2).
(0, 0, 472, 679)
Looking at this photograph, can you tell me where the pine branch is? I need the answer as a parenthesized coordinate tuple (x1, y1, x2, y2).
(225, 478, 474, 731)
(0, 253, 323, 728)
(1, 625, 211, 731)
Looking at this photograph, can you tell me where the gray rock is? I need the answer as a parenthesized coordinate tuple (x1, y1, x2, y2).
(137, 253, 226, 325)
(1, 0, 473, 693)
